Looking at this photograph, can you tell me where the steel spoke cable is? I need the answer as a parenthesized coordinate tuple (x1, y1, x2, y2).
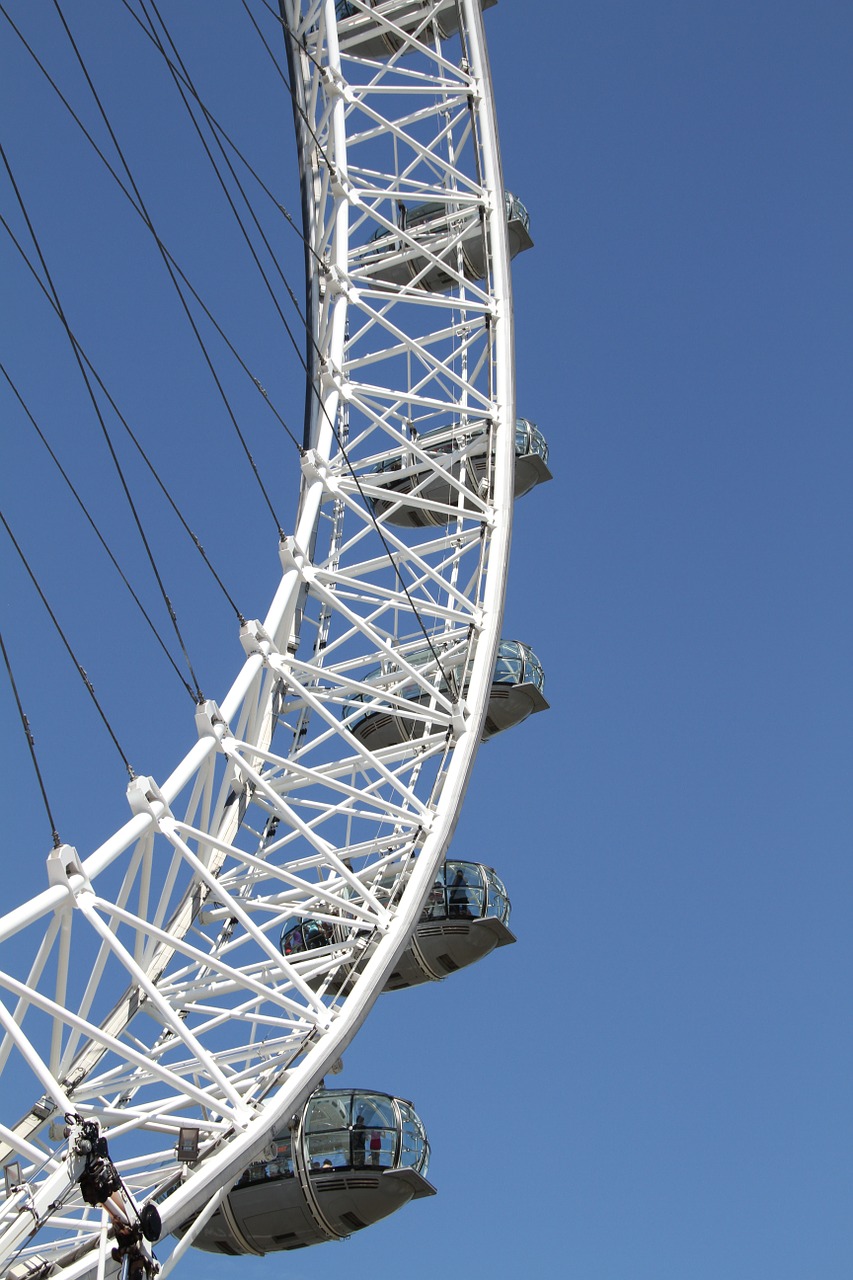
(136, 0, 315, 392)
(140, 0, 333, 425)
(118, 0, 324, 278)
(0, 211, 247, 628)
(133, 0, 361, 626)
(254, 0, 341, 183)
(0, 628, 62, 849)
(52, 0, 286, 539)
(0, 510, 135, 780)
(0, 0, 304, 453)
(0, 361, 197, 701)
(0, 136, 206, 703)
(123, 0, 346, 475)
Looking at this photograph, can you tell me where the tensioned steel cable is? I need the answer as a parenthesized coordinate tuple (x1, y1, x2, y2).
(0, 628, 62, 849)
(0, 2, 304, 455)
(0, 511, 135, 779)
(0, 136, 206, 704)
(122, 0, 330, 422)
(0, 211, 247, 628)
(137, 0, 314, 387)
(52, 0, 286, 539)
(0, 361, 197, 701)
(119, 0, 324, 282)
(122, 0, 340, 467)
(251, 0, 340, 181)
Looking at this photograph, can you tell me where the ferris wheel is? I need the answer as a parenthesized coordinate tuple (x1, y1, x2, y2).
(0, 2, 551, 1276)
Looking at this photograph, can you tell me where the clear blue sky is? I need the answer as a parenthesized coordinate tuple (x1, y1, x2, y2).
(2, 2, 852, 1278)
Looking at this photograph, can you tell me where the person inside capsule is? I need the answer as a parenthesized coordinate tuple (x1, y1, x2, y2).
(448, 868, 472, 918)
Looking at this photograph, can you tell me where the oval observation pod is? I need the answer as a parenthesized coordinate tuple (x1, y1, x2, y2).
(280, 916, 333, 958)
(365, 417, 552, 528)
(187, 1089, 433, 1255)
(349, 638, 548, 751)
(335, 0, 498, 59)
(353, 191, 532, 293)
(280, 859, 515, 993)
(387, 860, 516, 988)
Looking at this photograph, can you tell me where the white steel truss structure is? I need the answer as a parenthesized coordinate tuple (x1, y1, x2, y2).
(0, 2, 524, 1274)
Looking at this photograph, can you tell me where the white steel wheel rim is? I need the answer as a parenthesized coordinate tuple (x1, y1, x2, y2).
(0, 2, 520, 1274)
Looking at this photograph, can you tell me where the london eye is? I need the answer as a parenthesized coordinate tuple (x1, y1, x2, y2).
(0, 3, 550, 1275)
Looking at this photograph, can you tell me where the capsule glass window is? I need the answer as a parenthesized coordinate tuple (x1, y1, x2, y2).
(493, 640, 525, 686)
(280, 916, 333, 956)
(445, 861, 485, 918)
(515, 418, 549, 466)
(304, 1093, 352, 1171)
(520, 644, 546, 691)
(505, 191, 531, 231)
(484, 867, 511, 923)
(351, 1094, 397, 1170)
(398, 1102, 430, 1175)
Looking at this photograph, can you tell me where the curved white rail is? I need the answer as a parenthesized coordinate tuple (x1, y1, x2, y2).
(0, 3, 521, 1273)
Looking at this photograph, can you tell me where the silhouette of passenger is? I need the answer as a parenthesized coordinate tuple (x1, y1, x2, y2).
(449, 869, 470, 918)
(352, 1113, 367, 1168)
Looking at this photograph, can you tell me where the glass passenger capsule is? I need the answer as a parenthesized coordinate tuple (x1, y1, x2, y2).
(390, 859, 515, 985)
(353, 191, 533, 293)
(188, 1088, 433, 1255)
(335, 0, 497, 59)
(365, 417, 552, 528)
(349, 638, 548, 751)
(280, 859, 515, 992)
